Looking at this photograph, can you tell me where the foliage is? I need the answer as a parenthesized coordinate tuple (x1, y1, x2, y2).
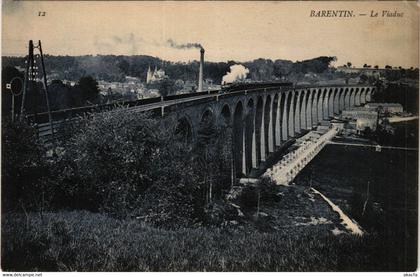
(373, 83, 418, 113)
(158, 78, 177, 97)
(41, 109, 233, 226)
(292, 56, 337, 74)
(237, 177, 281, 212)
(2, 66, 24, 120)
(53, 110, 166, 214)
(1, 120, 51, 212)
(2, 211, 411, 271)
(1, 69, 104, 116)
(76, 76, 100, 104)
(3, 55, 341, 86)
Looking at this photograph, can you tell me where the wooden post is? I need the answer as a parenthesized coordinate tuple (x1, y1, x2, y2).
(20, 40, 34, 120)
(38, 40, 55, 142)
(11, 95, 15, 122)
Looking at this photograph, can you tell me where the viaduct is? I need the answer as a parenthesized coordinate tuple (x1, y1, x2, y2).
(32, 84, 375, 177)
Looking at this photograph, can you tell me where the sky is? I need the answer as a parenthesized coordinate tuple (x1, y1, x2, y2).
(2, 1, 419, 68)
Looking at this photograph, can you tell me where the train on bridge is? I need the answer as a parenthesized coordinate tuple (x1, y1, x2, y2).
(220, 82, 294, 93)
(26, 81, 296, 124)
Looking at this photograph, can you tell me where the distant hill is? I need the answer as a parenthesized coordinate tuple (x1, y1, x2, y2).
(2, 55, 337, 84)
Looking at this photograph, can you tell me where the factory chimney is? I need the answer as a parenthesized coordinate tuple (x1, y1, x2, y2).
(198, 47, 204, 92)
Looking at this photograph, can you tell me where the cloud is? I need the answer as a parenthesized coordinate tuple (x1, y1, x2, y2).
(93, 33, 141, 55)
(3, 0, 24, 14)
(166, 39, 203, 50)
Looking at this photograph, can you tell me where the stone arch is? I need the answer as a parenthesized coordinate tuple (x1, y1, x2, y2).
(349, 88, 355, 108)
(344, 88, 350, 109)
(354, 88, 361, 106)
(311, 89, 319, 126)
(264, 95, 272, 156)
(233, 101, 245, 176)
(333, 88, 340, 115)
(271, 93, 279, 151)
(174, 116, 194, 144)
(274, 93, 283, 147)
(360, 88, 366, 105)
(219, 104, 231, 127)
(300, 90, 309, 130)
(294, 90, 304, 134)
(245, 98, 255, 173)
(255, 96, 264, 166)
(366, 87, 372, 102)
(322, 88, 330, 120)
(197, 107, 216, 145)
(306, 90, 313, 129)
(328, 88, 335, 117)
(338, 88, 345, 112)
(288, 90, 296, 137)
(281, 91, 290, 141)
(317, 89, 324, 124)
(200, 108, 215, 124)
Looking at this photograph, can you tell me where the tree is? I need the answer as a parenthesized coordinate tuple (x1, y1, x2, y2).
(2, 120, 50, 212)
(2, 66, 24, 120)
(117, 59, 130, 75)
(359, 74, 369, 84)
(77, 76, 100, 104)
(158, 79, 176, 97)
(48, 80, 73, 110)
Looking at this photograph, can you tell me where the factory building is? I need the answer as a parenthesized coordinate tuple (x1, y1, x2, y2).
(364, 103, 403, 114)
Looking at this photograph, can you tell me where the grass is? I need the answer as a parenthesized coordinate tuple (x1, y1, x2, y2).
(2, 210, 393, 272)
(294, 144, 418, 271)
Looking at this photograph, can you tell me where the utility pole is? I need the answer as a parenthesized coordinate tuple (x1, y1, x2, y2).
(20, 40, 55, 143)
(37, 40, 55, 142)
(20, 40, 34, 119)
(231, 127, 236, 188)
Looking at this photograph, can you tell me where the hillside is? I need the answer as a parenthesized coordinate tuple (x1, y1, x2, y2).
(2, 55, 336, 84)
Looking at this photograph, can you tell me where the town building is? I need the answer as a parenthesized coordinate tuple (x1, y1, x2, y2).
(336, 66, 398, 78)
(364, 103, 403, 114)
(264, 124, 342, 186)
(341, 106, 378, 133)
(146, 66, 168, 84)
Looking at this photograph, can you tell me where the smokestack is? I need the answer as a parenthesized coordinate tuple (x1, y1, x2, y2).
(198, 48, 204, 92)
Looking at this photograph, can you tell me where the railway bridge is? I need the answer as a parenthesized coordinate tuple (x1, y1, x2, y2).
(30, 84, 375, 177)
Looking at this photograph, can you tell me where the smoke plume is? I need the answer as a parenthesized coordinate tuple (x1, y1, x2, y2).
(222, 64, 250, 84)
(94, 33, 140, 55)
(167, 39, 203, 50)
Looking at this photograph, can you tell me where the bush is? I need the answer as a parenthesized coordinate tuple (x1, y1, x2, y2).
(2, 107, 235, 226)
(1, 119, 52, 212)
(48, 108, 233, 226)
(54, 111, 155, 212)
(2, 211, 401, 271)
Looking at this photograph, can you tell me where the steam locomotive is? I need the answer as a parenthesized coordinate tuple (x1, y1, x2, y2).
(220, 81, 294, 93)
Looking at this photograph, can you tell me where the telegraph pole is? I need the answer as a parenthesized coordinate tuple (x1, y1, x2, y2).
(20, 40, 34, 118)
(20, 40, 55, 143)
(37, 40, 55, 141)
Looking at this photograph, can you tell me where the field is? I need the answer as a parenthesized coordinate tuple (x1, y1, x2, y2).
(1, 209, 394, 272)
(2, 180, 416, 272)
(294, 143, 418, 271)
(1, 114, 418, 272)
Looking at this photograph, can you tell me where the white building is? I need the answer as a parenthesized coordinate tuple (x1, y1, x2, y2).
(146, 66, 167, 84)
(264, 125, 342, 186)
(364, 103, 403, 114)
